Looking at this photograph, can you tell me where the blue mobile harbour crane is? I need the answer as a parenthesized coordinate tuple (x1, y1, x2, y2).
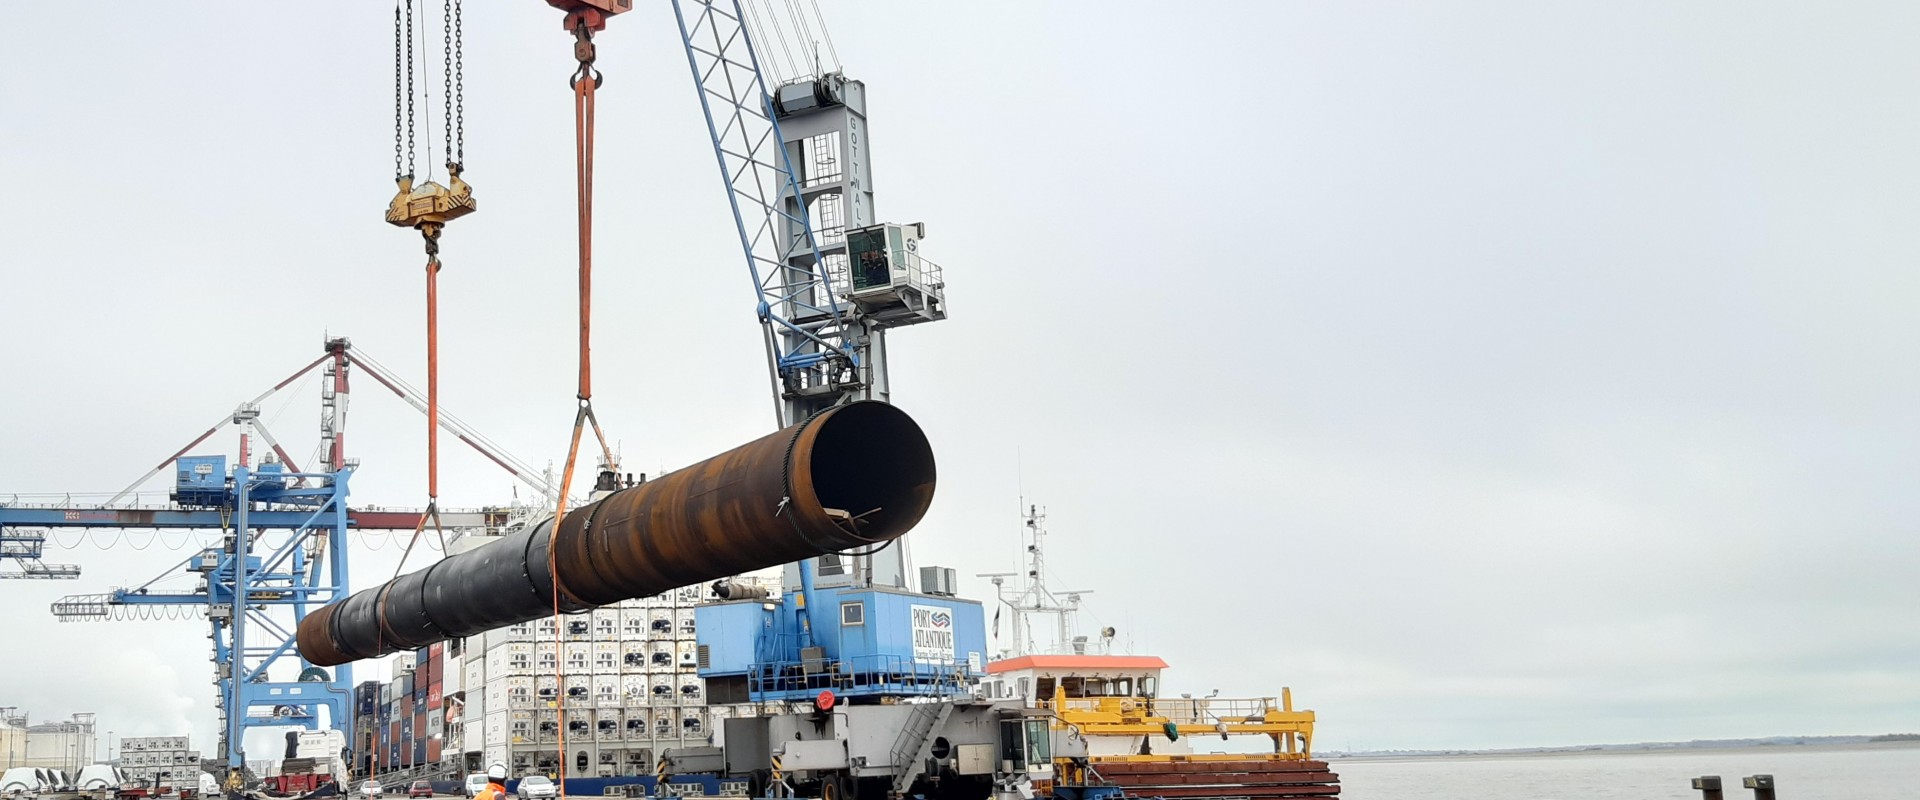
(666, 566, 1092, 800)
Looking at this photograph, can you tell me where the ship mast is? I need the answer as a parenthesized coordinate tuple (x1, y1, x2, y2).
(981, 503, 1091, 658)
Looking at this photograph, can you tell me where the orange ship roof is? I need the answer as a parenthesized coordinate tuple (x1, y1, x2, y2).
(986, 654, 1170, 674)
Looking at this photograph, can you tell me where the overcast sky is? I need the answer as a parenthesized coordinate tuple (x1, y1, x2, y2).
(2, 1, 1916, 756)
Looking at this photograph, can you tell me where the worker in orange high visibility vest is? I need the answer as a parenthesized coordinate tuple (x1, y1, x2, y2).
(479, 764, 510, 800)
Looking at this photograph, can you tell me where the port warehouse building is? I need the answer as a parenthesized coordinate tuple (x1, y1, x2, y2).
(0, 713, 99, 773)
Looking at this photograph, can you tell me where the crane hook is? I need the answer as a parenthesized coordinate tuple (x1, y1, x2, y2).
(569, 19, 604, 89)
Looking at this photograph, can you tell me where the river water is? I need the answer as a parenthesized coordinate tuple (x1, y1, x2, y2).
(1330, 742, 1920, 799)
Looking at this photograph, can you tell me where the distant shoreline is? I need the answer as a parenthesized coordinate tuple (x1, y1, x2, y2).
(1328, 737, 1920, 762)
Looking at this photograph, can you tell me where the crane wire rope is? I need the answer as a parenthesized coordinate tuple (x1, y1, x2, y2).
(758, 0, 803, 80)
(740, 2, 785, 85)
(807, 0, 842, 71)
(781, 0, 820, 74)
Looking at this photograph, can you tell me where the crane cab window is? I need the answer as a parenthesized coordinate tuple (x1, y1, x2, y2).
(848, 227, 893, 291)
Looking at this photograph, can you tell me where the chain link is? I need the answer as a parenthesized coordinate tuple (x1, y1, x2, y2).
(454, 0, 465, 164)
(442, 0, 452, 167)
(405, 0, 416, 176)
(393, 4, 403, 178)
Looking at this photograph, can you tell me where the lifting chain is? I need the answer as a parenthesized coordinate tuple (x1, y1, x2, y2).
(402, 1, 416, 178)
(453, 0, 465, 164)
(393, 4, 404, 179)
(387, 0, 471, 256)
(442, 0, 464, 168)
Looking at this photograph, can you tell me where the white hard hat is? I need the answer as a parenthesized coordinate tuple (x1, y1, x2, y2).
(486, 763, 508, 782)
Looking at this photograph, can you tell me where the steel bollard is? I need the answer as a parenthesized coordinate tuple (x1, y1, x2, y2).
(1743, 774, 1776, 800)
(1692, 775, 1725, 800)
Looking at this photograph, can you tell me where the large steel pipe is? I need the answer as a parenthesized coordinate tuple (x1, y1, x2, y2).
(297, 401, 935, 667)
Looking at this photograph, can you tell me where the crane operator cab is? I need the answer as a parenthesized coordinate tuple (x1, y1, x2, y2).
(844, 222, 947, 326)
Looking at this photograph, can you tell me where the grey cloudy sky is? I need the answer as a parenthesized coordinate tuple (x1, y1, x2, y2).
(2, 1, 1916, 755)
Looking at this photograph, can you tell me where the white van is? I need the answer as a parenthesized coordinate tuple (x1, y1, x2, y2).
(463, 775, 488, 798)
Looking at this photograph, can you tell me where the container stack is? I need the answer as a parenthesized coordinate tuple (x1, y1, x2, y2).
(460, 582, 774, 779)
(352, 683, 380, 778)
(349, 574, 778, 782)
(118, 736, 199, 790)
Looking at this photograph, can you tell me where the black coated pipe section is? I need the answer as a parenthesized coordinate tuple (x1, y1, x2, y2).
(297, 401, 935, 666)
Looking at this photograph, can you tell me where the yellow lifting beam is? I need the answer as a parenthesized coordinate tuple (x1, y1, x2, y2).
(386, 163, 477, 246)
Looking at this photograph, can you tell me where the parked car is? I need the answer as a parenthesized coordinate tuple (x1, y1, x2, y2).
(463, 775, 488, 798)
(361, 780, 384, 798)
(514, 776, 555, 800)
(409, 780, 434, 799)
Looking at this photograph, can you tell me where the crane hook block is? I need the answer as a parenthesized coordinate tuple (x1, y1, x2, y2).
(386, 162, 477, 232)
(546, 0, 631, 32)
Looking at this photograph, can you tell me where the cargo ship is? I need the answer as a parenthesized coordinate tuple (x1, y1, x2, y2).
(975, 506, 1340, 799)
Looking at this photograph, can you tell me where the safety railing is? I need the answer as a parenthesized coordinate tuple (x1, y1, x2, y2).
(747, 652, 972, 699)
(1055, 696, 1291, 723)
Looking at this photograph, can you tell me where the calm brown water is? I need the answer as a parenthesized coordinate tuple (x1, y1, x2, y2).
(1332, 742, 1920, 799)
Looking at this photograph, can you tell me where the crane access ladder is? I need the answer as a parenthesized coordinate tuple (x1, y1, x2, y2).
(888, 702, 955, 796)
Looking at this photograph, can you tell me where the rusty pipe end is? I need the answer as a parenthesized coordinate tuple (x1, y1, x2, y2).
(297, 603, 350, 668)
(793, 400, 937, 545)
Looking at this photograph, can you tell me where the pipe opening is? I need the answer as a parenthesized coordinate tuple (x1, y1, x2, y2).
(806, 402, 936, 541)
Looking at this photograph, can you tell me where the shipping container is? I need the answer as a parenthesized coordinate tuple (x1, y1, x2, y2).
(564, 674, 591, 706)
(591, 608, 619, 639)
(594, 674, 621, 707)
(619, 608, 648, 639)
(445, 652, 463, 695)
